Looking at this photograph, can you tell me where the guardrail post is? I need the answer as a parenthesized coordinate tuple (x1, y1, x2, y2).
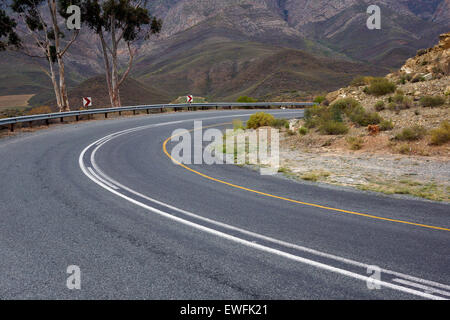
(29, 121, 33, 128)
(146, 109, 150, 114)
(105, 113, 108, 119)
(76, 115, 79, 121)
(45, 119, 49, 126)
(119, 111, 122, 116)
(133, 110, 136, 115)
(60, 117, 64, 123)
(10, 124, 14, 132)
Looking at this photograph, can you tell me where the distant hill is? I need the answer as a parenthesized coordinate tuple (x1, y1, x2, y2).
(135, 39, 388, 101)
(1, 0, 448, 103)
(35, 76, 172, 111)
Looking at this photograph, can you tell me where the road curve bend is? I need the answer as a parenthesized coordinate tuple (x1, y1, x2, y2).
(0, 110, 449, 299)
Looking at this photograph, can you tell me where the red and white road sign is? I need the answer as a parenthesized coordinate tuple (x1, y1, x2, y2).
(83, 97, 92, 107)
(187, 95, 193, 103)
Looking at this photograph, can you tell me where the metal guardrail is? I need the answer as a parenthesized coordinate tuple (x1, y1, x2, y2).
(0, 102, 314, 132)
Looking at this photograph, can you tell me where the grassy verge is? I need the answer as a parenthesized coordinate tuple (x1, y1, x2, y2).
(357, 179, 449, 202)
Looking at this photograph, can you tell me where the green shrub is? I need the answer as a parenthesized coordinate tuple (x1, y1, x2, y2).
(271, 118, 289, 129)
(380, 119, 394, 131)
(304, 118, 320, 129)
(330, 98, 360, 112)
(350, 76, 366, 87)
(387, 102, 397, 111)
(26, 106, 52, 115)
(397, 143, 412, 155)
(349, 107, 382, 126)
(319, 121, 349, 135)
(429, 121, 450, 145)
(304, 105, 328, 128)
(392, 94, 404, 104)
(304, 105, 323, 120)
(314, 96, 326, 104)
(374, 100, 385, 111)
(419, 96, 445, 107)
(298, 127, 308, 135)
(237, 96, 258, 103)
(365, 78, 396, 96)
(351, 76, 373, 87)
(401, 96, 414, 109)
(346, 136, 364, 150)
(396, 125, 426, 141)
(246, 112, 275, 129)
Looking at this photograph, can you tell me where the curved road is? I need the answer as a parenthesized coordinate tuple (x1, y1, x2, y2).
(0, 110, 449, 299)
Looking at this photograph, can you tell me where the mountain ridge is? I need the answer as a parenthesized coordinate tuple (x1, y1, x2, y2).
(0, 0, 448, 106)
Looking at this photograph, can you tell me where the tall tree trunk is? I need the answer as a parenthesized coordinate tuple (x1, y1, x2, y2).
(99, 32, 114, 108)
(111, 53, 120, 107)
(48, 0, 70, 111)
(58, 58, 70, 111)
(110, 14, 121, 108)
(48, 53, 62, 111)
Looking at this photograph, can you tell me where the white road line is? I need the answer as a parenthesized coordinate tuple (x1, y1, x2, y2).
(393, 279, 450, 297)
(87, 167, 119, 190)
(90, 140, 450, 293)
(79, 112, 449, 300)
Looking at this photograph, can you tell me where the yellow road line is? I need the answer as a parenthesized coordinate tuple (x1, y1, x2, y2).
(163, 123, 450, 232)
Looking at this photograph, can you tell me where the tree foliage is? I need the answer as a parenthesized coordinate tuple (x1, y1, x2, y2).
(0, 9, 21, 50)
(81, 0, 162, 107)
(11, 0, 81, 111)
(82, 0, 161, 39)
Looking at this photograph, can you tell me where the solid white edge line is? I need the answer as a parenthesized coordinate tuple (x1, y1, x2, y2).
(90, 139, 450, 293)
(393, 278, 450, 297)
(78, 112, 447, 300)
(87, 167, 119, 190)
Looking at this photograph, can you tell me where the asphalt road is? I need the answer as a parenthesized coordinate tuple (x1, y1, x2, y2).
(0, 109, 449, 299)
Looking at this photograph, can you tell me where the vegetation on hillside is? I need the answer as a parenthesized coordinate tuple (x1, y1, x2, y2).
(246, 112, 275, 129)
(237, 96, 258, 103)
(363, 78, 397, 96)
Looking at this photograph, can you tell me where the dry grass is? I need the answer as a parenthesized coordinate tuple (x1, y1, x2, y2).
(358, 179, 449, 202)
(300, 170, 331, 182)
(0, 94, 34, 109)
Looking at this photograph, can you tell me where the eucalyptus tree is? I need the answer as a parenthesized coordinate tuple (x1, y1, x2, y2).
(0, 6, 21, 50)
(11, 0, 81, 112)
(82, 0, 161, 107)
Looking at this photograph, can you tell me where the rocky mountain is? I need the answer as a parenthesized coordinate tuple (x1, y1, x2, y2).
(0, 0, 448, 106)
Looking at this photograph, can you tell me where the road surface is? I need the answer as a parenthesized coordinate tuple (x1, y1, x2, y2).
(0, 109, 448, 299)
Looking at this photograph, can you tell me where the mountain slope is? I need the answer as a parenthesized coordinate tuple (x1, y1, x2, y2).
(135, 38, 387, 101)
(0, 0, 448, 103)
(34, 76, 171, 111)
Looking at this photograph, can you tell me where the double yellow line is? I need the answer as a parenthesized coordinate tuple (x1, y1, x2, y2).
(163, 123, 450, 232)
